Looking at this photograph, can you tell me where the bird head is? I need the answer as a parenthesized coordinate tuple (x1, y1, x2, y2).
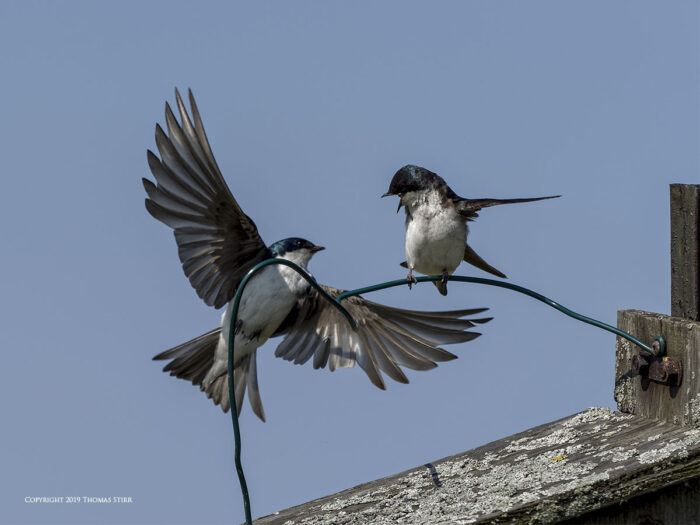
(269, 237, 325, 268)
(382, 165, 441, 212)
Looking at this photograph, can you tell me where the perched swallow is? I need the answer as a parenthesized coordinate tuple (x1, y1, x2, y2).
(383, 165, 559, 295)
(144, 91, 493, 421)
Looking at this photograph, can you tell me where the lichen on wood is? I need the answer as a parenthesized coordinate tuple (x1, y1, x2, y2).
(255, 408, 700, 524)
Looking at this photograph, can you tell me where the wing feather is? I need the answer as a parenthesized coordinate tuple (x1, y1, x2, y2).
(355, 330, 386, 390)
(371, 321, 437, 371)
(144, 89, 271, 308)
(374, 323, 459, 363)
(273, 285, 491, 388)
(155, 125, 215, 201)
(364, 327, 409, 384)
(455, 195, 560, 220)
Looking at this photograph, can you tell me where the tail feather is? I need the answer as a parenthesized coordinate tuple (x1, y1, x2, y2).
(153, 328, 220, 384)
(244, 352, 265, 421)
(463, 244, 507, 279)
(154, 330, 266, 421)
(433, 280, 448, 296)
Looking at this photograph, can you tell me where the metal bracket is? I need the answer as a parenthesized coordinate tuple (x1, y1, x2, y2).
(631, 352, 683, 387)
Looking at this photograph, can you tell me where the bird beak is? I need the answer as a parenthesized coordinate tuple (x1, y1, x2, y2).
(380, 191, 402, 212)
(310, 245, 325, 253)
(395, 194, 406, 213)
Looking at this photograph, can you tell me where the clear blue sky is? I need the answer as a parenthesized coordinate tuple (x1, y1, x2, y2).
(1, 1, 697, 523)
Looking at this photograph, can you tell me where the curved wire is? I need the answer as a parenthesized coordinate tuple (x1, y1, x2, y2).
(228, 262, 661, 524)
(337, 275, 659, 355)
(227, 259, 359, 525)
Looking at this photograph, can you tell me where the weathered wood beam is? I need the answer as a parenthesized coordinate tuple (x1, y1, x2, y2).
(254, 408, 700, 524)
(560, 478, 699, 525)
(671, 184, 700, 321)
(615, 310, 700, 428)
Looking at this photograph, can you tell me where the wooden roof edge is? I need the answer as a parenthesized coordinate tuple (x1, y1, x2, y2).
(255, 407, 700, 524)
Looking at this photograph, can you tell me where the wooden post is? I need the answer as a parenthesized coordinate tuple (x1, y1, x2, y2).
(615, 184, 700, 428)
(671, 184, 700, 320)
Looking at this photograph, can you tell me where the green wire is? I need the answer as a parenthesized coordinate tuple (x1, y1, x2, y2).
(337, 275, 659, 355)
(228, 261, 662, 524)
(227, 259, 358, 525)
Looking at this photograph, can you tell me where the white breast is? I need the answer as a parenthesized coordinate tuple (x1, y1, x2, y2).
(204, 264, 304, 386)
(222, 265, 299, 343)
(404, 190, 467, 276)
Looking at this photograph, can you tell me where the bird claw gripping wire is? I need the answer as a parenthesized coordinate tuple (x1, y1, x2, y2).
(228, 261, 664, 525)
(405, 269, 418, 290)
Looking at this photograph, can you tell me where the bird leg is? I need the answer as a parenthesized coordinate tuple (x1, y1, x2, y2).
(441, 269, 449, 285)
(440, 269, 450, 292)
(406, 267, 418, 290)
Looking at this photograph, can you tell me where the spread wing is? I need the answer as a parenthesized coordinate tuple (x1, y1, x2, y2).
(143, 89, 271, 308)
(274, 286, 492, 389)
(152, 288, 492, 420)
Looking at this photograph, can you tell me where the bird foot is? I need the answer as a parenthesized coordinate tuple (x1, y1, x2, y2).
(406, 269, 418, 290)
(439, 270, 449, 294)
